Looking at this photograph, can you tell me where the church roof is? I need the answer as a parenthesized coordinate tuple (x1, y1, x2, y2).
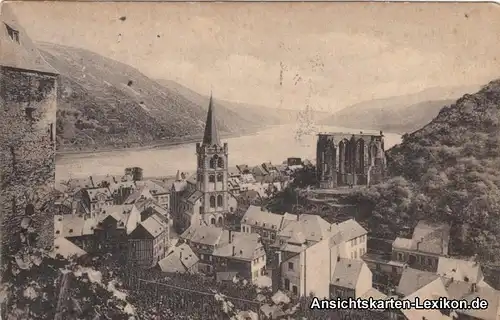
(202, 94, 221, 146)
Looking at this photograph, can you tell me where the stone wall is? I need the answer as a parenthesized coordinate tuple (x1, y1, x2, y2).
(0, 66, 58, 257)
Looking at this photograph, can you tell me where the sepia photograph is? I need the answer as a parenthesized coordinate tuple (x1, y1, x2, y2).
(1, 1, 500, 319)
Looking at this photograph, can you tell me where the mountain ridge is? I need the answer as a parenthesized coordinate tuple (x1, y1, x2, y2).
(320, 85, 481, 133)
(38, 42, 283, 153)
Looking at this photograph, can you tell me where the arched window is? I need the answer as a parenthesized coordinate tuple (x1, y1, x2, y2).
(218, 217, 223, 225)
(217, 195, 223, 207)
(217, 157, 224, 168)
(217, 173, 223, 182)
(209, 157, 216, 169)
(210, 196, 216, 208)
(209, 175, 215, 183)
(211, 218, 216, 225)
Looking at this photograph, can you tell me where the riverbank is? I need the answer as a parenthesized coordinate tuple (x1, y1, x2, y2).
(55, 127, 263, 159)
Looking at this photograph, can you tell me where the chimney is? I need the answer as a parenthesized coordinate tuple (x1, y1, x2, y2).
(229, 230, 232, 243)
(89, 176, 95, 188)
(337, 256, 340, 262)
(471, 283, 477, 293)
(296, 214, 299, 221)
(232, 245, 235, 256)
(276, 251, 282, 266)
(416, 237, 424, 251)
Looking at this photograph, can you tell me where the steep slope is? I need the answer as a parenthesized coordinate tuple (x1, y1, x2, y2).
(38, 43, 264, 152)
(355, 79, 500, 262)
(320, 86, 480, 133)
(157, 79, 333, 125)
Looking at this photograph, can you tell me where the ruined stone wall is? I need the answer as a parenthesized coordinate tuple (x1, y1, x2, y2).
(0, 67, 58, 258)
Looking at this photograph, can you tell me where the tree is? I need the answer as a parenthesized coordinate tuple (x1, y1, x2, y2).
(125, 167, 143, 181)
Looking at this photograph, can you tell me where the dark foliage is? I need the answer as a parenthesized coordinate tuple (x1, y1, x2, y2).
(351, 79, 500, 262)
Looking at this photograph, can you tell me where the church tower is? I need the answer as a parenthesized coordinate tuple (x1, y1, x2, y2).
(195, 94, 229, 226)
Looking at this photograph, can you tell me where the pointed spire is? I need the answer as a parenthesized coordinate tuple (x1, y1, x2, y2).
(202, 92, 221, 146)
(175, 170, 181, 181)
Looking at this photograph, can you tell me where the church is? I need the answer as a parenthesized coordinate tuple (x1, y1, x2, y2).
(170, 95, 238, 233)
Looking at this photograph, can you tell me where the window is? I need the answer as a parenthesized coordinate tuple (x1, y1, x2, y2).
(354, 238, 357, 245)
(209, 158, 216, 169)
(217, 195, 223, 207)
(210, 217, 216, 225)
(354, 251, 357, 259)
(217, 173, 223, 182)
(397, 253, 403, 261)
(209, 175, 215, 183)
(217, 216, 222, 225)
(292, 285, 298, 295)
(209, 196, 216, 208)
(288, 262, 294, 270)
(271, 233, 276, 240)
(201, 254, 205, 260)
(5, 24, 19, 43)
(284, 278, 290, 290)
(217, 157, 224, 168)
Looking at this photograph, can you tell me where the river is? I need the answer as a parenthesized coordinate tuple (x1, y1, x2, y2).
(55, 125, 402, 181)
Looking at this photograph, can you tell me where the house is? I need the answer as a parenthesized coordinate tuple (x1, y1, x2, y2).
(362, 252, 407, 286)
(396, 264, 500, 320)
(277, 213, 335, 246)
(330, 258, 373, 299)
(213, 231, 267, 283)
(108, 180, 136, 205)
(135, 180, 170, 209)
(52, 237, 88, 259)
(392, 220, 450, 271)
(276, 235, 333, 298)
(127, 213, 169, 267)
(124, 186, 154, 205)
(336, 219, 368, 260)
(54, 214, 98, 252)
(398, 277, 453, 320)
(241, 206, 284, 243)
(436, 256, 486, 285)
(157, 243, 199, 274)
(94, 204, 141, 255)
(81, 187, 114, 216)
(180, 224, 229, 274)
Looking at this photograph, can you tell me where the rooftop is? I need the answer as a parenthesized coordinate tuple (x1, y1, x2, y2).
(242, 206, 284, 230)
(213, 232, 262, 261)
(158, 243, 198, 273)
(180, 225, 226, 247)
(331, 258, 365, 289)
(0, 4, 58, 74)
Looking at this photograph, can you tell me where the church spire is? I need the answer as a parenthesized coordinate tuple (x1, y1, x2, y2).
(202, 92, 221, 146)
(175, 170, 181, 181)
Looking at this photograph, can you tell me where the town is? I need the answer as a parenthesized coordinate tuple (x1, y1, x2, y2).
(51, 96, 500, 320)
(2, 2, 500, 320)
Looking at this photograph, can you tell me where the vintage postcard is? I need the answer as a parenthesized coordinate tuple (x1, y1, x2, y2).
(1, 1, 500, 319)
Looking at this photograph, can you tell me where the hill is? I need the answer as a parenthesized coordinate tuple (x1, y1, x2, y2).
(156, 79, 332, 125)
(38, 43, 276, 152)
(352, 79, 500, 263)
(320, 86, 480, 134)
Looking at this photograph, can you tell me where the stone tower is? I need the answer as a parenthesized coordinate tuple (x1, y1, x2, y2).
(195, 94, 229, 226)
(316, 131, 387, 189)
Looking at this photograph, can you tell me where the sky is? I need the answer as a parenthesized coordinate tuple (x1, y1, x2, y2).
(8, 1, 500, 112)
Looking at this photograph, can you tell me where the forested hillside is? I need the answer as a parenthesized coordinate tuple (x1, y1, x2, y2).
(353, 79, 500, 262)
(38, 43, 277, 152)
